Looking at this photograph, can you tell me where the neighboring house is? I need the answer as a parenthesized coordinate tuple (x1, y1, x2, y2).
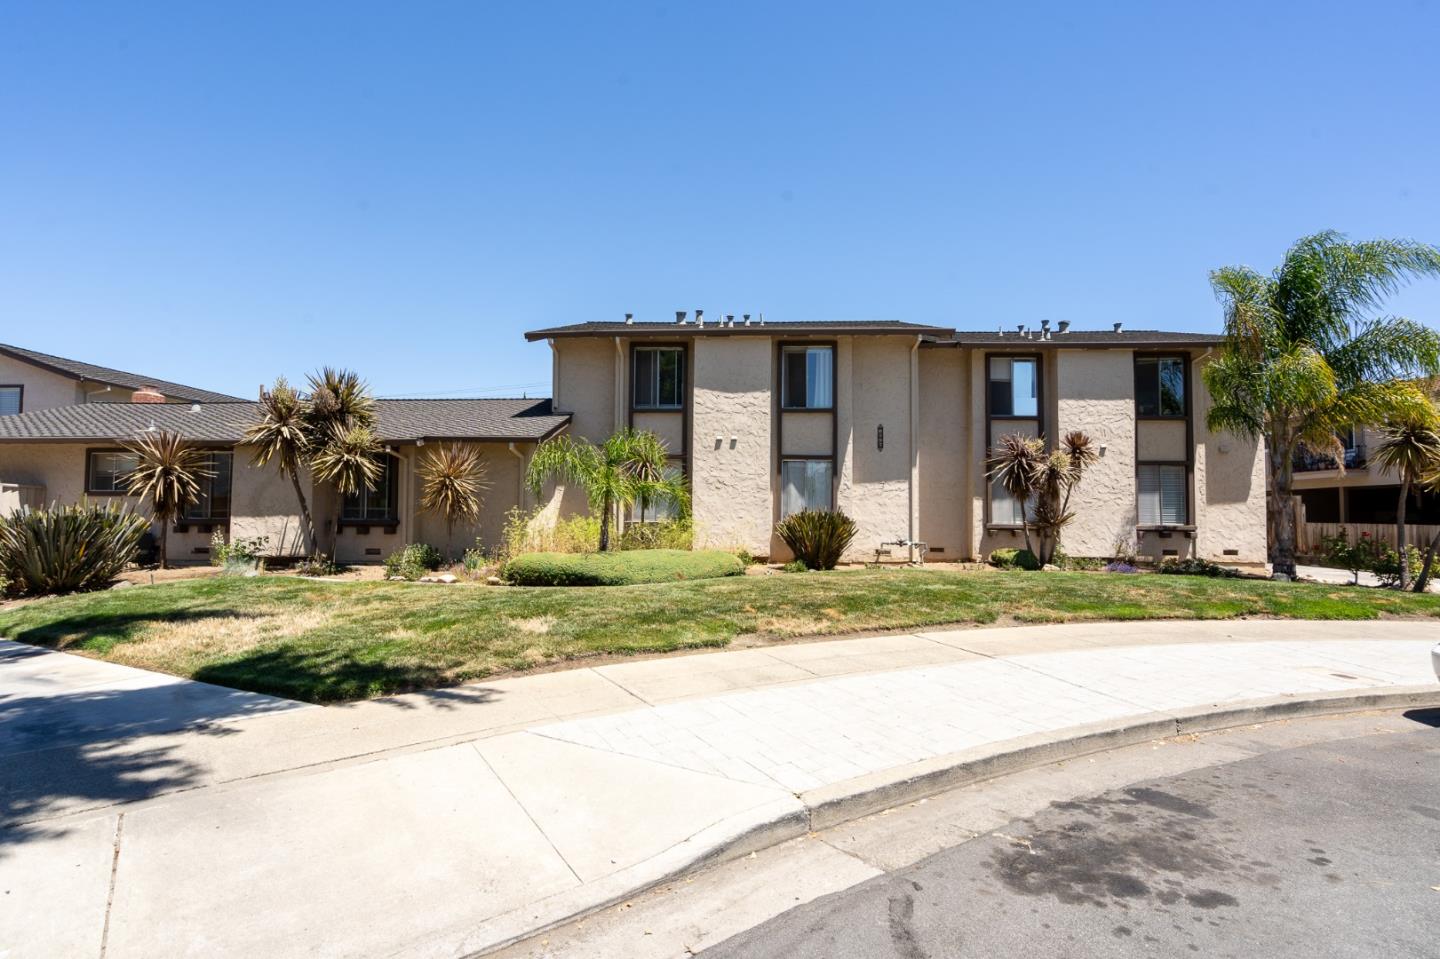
(0, 342, 244, 412)
(1290, 424, 1440, 537)
(0, 397, 569, 564)
(529, 316, 1268, 565)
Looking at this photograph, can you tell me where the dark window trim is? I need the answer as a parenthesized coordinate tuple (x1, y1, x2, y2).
(626, 341, 690, 484)
(0, 384, 22, 416)
(84, 446, 140, 496)
(984, 352, 1044, 527)
(779, 344, 837, 412)
(1133, 353, 1190, 420)
(340, 455, 400, 524)
(182, 447, 235, 523)
(631, 344, 687, 411)
(779, 456, 837, 514)
(1135, 459, 1193, 528)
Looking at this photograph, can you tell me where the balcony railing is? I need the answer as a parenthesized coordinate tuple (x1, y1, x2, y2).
(1293, 444, 1366, 473)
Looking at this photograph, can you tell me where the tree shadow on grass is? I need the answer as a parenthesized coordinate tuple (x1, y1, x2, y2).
(192, 645, 480, 705)
(1, 607, 260, 653)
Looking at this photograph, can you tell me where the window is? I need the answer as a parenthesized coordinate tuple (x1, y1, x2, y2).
(988, 357, 1038, 417)
(0, 386, 20, 416)
(1135, 356, 1185, 417)
(989, 478, 1028, 526)
(780, 459, 833, 517)
(633, 347, 684, 409)
(782, 346, 834, 409)
(632, 465, 685, 523)
(183, 452, 234, 521)
(342, 457, 398, 521)
(1138, 464, 1188, 526)
(86, 450, 140, 494)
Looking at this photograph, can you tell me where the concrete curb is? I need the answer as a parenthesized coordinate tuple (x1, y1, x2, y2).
(441, 683, 1440, 958)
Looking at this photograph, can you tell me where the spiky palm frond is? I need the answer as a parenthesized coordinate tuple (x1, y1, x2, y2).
(419, 443, 489, 526)
(245, 377, 311, 478)
(309, 422, 383, 496)
(986, 433, 1045, 501)
(1372, 411, 1440, 486)
(121, 430, 215, 569)
(306, 367, 377, 432)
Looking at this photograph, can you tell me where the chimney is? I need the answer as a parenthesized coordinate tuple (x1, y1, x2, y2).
(624, 312, 634, 325)
(1058, 320, 1070, 333)
(676, 311, 688, 324)
(1113, 322, 1124, 333)
(132, 386, 166, 404)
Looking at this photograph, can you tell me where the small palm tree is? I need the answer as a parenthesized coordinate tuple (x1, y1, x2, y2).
(987, 431, 1096, 565)
(526, 429, 689, 551)
(1371, 407, 1440, 588)
(244, 377, 316, 554)
(122, 430, 214, 569)
(303, 369, 382, 548)
(1412, 465, 1440, 593)
(418, 443, 489, 561)
(987, 433, 1045, 556)
(1203, 232, 1440, 577)
(310, 422, 384, 509)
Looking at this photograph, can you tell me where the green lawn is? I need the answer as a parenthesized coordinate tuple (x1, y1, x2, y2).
(2, 568, 1437, 703)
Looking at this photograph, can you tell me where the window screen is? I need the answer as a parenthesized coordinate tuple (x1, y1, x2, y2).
(633, 348, 683, 409)
(1138, 464, 1188, 525)
(780, 459, 833, 517)
(184, 452, 234, 520)
(87, 451, 139, 493)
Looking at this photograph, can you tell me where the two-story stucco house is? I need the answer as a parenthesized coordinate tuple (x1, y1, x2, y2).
(529, 316, 1268, 565)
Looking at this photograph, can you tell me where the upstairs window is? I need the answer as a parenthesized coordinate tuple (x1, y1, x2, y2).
(1135, 356, 1185, 417)
(342, 457, 398, 522)
(1138, 463, 1188, 525)
(988, 357, 1038, 417)
(183, 451, 234, 521)
(86, 450, 139, 494)
(633, 347, 684, 409)
(782, 346, 835, 409)
(0, 386, 20, 416)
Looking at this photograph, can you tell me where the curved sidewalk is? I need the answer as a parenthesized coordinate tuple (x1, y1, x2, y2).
(3, 620, 1438, 959)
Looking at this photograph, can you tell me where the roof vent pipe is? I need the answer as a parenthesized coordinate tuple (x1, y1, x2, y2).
(1040, 319, 1050, 332)
(759, 312, 765, 326)
(725, 314, 735, 327)
(1016, 324, 1026, 335)
(743, 314, 752, 326)
(625, 313, 634, 324)
(696, 309, 704, 327)
(676, 311, 688, 324)
(1058, 320, 1070, 333)
(1113, 322, 1124, 333)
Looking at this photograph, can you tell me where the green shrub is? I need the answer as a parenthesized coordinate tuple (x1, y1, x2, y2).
(1158, 557, 1240, 578)
(295, 553, 344, 577)
(211, 532, 269, 572)
(502, 549, 745, 586)
(619, 518, 694, 551)
(774, 510, 858, 571)
(383, 543, 444, 581)
(989, 547, 1040, 571)
(461, 546, 487, 574)
(780, 559, 809, 573)
(1371, 544, 1423, 589)
(1318, 528, 1386, 584)
(0, 502, 149, 596)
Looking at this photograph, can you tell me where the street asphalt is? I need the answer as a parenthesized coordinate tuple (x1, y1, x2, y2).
(701, 714, 1440, 959)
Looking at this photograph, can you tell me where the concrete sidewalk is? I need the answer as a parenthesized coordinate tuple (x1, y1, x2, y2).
(2, 621, 1437, 959)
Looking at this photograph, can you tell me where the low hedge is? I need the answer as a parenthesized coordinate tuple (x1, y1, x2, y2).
(502, 549, 745, 587)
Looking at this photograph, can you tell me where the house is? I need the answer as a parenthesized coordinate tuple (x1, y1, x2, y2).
(0, 321, 1268, 567)
(0, 342, 244, 411)
(530, 316, 1268, 565)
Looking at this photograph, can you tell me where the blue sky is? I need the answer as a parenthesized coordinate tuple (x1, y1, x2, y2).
(2, 1, 1438, 399)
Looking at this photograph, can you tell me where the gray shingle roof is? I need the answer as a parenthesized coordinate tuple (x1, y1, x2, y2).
(927, 329, 1226, 348)
(0, 399, 570, 443)
(0, 343, 247, 404)
(526, 320, 954, 341)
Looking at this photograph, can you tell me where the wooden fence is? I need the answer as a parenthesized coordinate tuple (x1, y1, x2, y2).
(1297, 520, 1440, 555)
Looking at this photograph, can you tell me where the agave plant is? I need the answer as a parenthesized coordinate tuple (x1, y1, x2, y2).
(0, 502, 150, 595)
(418, 442, 490, 561)
(122, 429, 215, 569)
(775, 509, 858, 570)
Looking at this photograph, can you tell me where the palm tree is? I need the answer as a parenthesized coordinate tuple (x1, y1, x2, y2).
(1203, 232, 1440, 578)
(525, 428, 689, 551)
(1370, 410, 1440, 588)
(309, 422, 384, 523)
(418, 443, 489, 561)
(987, 431, 1097, 565)
(244, 377, 317, 554)
(1412, 465, 1440, 593)
(122, 429, 214, 569)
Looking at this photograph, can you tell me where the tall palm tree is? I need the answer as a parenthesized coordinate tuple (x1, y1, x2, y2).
(1203, 232, 1440, 578)
(1371, 408, 1440, 588)
(302, 370, 383, 548)
(418, 443, 489, 561)
(122, 429, 214, 569)
(525, 428, 689, 551)
(244, 378, 316, 554)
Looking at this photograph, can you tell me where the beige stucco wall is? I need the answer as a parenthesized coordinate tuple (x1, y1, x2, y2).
(691, 336, 774, 554)
(228, 446, 317, 558)
(1192, 358, 1267, 564)
(411, 441, 529, 557)
(549, 338, 618, 520)
(916, 348, 967, 558)
(631, 410, 685, 451)
(779, 411, 833, 456)
(1136, 420, 1188, 461)
(0, 356, 85, 412)
(1055, 349, 1137, 558)
(836, 336, 914, 561)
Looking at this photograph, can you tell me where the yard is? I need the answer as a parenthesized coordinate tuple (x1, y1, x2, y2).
(2, 567, 1439, 703)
